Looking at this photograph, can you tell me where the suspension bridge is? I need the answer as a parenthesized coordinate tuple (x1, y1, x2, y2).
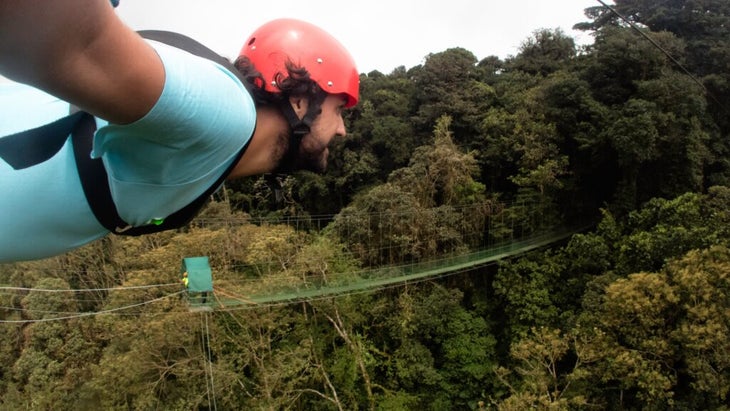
(205, 226, 583, 309)
(0, 199, 592, 321)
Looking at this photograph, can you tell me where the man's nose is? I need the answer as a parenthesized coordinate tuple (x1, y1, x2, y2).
(337, 116, 347, 136)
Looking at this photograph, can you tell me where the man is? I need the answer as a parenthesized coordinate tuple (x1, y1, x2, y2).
(0, 1, 359, 262)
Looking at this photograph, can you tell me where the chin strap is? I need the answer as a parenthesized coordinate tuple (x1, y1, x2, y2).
(265, 89, 327, 203)
(272, 89, 327, 175)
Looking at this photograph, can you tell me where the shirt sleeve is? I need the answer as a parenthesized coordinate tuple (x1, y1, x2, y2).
(91, 42, 256, 225)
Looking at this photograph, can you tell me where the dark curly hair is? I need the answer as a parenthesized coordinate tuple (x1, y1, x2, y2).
(233, 56, 324, 108)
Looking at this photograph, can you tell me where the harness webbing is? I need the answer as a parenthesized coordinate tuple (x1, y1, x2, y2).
(0, 31, 254, 236)
(0, 111, 87, 170)
(137, 30, 249, 87)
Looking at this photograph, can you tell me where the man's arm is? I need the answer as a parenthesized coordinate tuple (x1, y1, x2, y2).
(0, 0, 164, 124)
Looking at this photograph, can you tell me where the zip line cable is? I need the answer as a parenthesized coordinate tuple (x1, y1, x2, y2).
(199, 314, 212, 410)
(0, 290, 185, 324)
(0, 305, 96, 316)
(0, 305, 182, 317)
(0, 283, 184, 315)
(0, 282, 180, 293)
(202, 312, 217, 411)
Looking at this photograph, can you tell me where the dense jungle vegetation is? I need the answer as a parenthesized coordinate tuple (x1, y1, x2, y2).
(2, 1, 730, 409)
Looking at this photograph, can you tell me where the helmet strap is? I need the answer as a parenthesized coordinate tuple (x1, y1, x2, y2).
(272, 89, 327, 175)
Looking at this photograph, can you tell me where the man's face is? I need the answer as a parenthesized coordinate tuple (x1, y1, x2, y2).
(289, 94, 348, 173)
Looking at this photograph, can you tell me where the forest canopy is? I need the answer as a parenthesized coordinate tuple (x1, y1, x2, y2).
(1, 1, 730, 409)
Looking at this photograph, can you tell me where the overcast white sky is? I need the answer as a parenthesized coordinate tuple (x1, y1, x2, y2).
(115, 0, 604, 74)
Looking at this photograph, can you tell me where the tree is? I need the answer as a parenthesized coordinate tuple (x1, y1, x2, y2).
(614, 191, 722, 275)
(574, 23, 715, 209)
(495, 327, 589, 410)
(477, 89, 569, 229)
(585, 26, 681, 106)
(538, 71, 612, 215)
(310, 297, 379, 411)
(383, 284, 497, 410)
(389, 115, 486, 208)
(327, 182, 441, 265)
(576, 245, 730, 408)
(329, 116, 493, 266)
(588, 0, 730, 77)
(492, 254, 564, 340)
(672, 246, 730, 401)
(576, 0, 730, 185)
(8, 278, 100, 410)
(507, 28, 577, 76)
(411, 48, 496, 140)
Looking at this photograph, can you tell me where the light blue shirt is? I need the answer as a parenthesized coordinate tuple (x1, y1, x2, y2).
(0, 42, 255, 262)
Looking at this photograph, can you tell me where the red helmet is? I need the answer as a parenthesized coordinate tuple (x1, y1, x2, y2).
(239, 18, 359, 108)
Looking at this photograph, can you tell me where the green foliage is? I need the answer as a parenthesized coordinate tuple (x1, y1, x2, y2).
(379, 285, 497, 410)
(603, 0, 730, 77)
(328, 116, 493, 266)
(412, 48, 496, 139)
(672, 246, 730, 399)
(508, 28, 577, 76)
(573, 246, 730, 408)
(492, 187, 730, 409)
(493, 254, 564, 338)
(495, 327, 589, 409)
(617, 191, 723, 274)
(391, 115, 486, 207)
(3, 0, 730, 408)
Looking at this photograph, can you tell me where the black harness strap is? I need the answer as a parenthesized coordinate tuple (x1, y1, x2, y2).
(105, 138, 248, 236)
(69, 112, 131, 232)
(0, 111, 87, 170)
(271, 89, 327, 174)
(0, 30, 254, 236)
(137, 30, 250, 87)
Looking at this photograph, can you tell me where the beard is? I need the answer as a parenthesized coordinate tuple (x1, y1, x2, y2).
(293, 139, 328, 173)
(272, 131, 329, 174)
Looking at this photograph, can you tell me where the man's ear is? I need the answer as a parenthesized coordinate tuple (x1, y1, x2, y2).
(289, 96, 309, 120)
